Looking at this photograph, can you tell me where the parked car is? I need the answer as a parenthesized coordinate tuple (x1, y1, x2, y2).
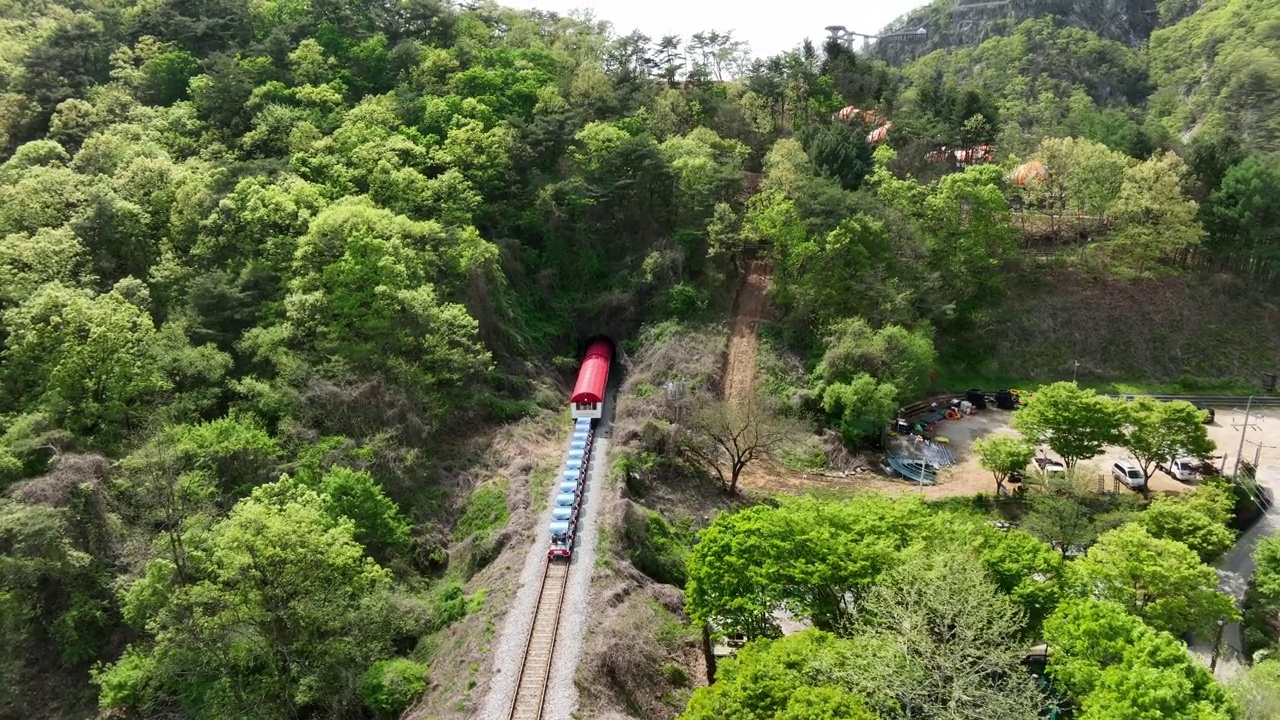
(1034, 456, 1067, 478)
(1193, 403, 1215, 424)
(1160, 457, 1201, 482)
(1112, 460, 1146, 490)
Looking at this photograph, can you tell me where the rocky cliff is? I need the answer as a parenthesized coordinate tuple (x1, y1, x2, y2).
(870, 0, 1166, 65)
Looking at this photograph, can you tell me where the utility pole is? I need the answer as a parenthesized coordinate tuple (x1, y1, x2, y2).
(1072, 360, 1079, 384)
(1210, 617, 1226, 673)
(1232, 396, 1257, 481)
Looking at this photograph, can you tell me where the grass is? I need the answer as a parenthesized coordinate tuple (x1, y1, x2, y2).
(946, 271, 1280, 392)
(529, 464, 555, 508)
(454, 481, 509, 542)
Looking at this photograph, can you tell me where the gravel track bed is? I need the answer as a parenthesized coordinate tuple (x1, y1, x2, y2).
(477, 391, 614, 719)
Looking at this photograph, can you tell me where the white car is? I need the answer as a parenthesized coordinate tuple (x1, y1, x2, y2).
(1163, 458, 1200, 482)
(1112, 460, 1146, 490)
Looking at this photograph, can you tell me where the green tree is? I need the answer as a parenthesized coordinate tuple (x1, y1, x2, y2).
(1104, 152, 1204, 274)
(972, 435, 1035, 495)
(798, 121, 874, 191)
(0, 227, 93, 306)
(94, 489, 397, 719)
(833, 550, 1046, 719)
(1012, 382, 1124, 467)
(1118, 397, 1216, 479)
(1021, 489, 1100, 555)
(1230, 658, 1280, 720)
(1066, 523, 1237, 638)
(1203, 155, 1280, 272)
(316, 467, 411, 561)
(679, 631, 878, 720)
(685, 496, 932, 638)
(0, 499, 113, 678)
(820, 375, 898, 447)
(1, 283, 172, 449)
(359, 658, 429, 719)
(284, 197, 495, 420)
(1139, 485, 1235, 563)
(1030, 136, 1134, 219)
(1043, 598, 1237, 720)
(816, 318, 936, 402)
(958, 523, 1064, 632)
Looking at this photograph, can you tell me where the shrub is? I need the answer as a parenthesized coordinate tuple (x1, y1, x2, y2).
(623, 505, 691, 587)
(454, 482, 508, 542)
(359, 658, 429, 719)
(661, 661, 691, 687)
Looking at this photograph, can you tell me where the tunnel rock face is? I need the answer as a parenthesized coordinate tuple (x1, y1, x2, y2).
(871, 0, 1164, 65)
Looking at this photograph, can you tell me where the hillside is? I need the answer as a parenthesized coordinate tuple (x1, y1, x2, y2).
(956, 271, 1280, 387)
(873, 0, 1162, 65)
(0, 0, 1278, 718)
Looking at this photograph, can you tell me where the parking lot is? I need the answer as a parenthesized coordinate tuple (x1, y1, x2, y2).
(928, 402, 1280, 496)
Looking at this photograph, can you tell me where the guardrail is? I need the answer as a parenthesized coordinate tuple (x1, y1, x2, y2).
(899, 392, 1280, 420)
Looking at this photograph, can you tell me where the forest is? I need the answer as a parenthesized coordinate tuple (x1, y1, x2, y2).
(0, 0, 1278, 717)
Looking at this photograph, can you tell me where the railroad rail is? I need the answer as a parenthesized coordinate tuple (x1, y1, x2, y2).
(507, 558, 570, 720)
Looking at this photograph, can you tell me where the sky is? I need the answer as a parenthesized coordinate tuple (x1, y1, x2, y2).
(495, 0, 936, 60)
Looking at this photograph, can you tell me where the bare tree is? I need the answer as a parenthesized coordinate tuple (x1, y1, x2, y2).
(681, 395, 790, 493)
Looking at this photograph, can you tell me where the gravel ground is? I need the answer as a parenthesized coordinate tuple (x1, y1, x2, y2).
(477, 390, 614, 719)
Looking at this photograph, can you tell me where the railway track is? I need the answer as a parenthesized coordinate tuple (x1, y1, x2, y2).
(506, 558, 570, 720)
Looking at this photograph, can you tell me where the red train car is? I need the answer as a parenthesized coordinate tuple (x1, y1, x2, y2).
(570, 340, 611, 419)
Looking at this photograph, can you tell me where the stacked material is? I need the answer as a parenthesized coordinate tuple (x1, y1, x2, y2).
(921, 440, 955, 468)
(885, 454, 937, 484)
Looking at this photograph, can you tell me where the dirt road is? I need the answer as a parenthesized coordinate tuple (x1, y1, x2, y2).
(723, 260, 768, 407)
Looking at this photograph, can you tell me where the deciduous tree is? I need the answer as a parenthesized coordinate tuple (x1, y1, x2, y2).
(1044, 598, 1237, 720)
(1118, 397, 1215, 479)
(972, 435, 1035, 495)
(833, 550, 1046, 719)
(685, 496, 932, 637)
(94, 488, 397, 719)
(1066, 523, 1237, 638)
(1139, 484, 1235, 563)
(681, 395, 792, 493)
(1012, 382, 1123, 467)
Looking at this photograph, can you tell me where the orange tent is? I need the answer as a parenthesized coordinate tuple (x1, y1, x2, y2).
(1008, 160, 1049, 186)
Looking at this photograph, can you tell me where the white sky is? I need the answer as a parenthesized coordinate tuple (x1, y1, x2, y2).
(496, 0, 935, 60)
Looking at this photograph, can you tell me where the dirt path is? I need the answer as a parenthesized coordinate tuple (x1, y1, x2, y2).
(724, 260, 769, 406)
